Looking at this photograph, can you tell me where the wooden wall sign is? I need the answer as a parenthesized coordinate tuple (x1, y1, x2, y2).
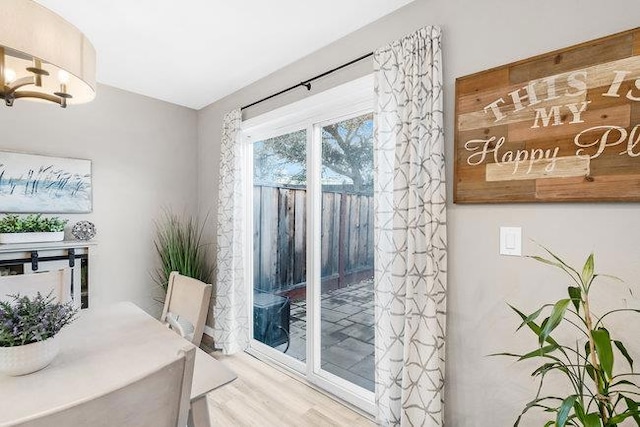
(454, 28, 640, 203)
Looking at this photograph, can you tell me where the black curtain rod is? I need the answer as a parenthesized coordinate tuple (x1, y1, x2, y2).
(240, 52, 374, 111)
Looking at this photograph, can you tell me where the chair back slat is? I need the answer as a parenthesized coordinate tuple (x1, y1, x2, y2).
(0, 269, 71, 304)
(19, 345, 196, 427)
(160, 272, 212, 347)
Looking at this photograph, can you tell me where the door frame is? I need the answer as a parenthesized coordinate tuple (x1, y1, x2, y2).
(242, 74, 376, 415)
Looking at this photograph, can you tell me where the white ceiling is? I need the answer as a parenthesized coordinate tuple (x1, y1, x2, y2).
(33, 0, 414, 110)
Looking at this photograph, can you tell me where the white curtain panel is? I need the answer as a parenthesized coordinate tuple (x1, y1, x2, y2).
(213, 108, 250, 354)
(373, 26, 447, 426)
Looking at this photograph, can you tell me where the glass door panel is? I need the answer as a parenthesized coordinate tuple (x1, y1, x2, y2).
(252, 129, 307, 363)
(319, 113, 375, 391)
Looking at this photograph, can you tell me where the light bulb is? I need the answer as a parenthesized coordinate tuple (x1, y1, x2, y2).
(58, 70, 70, 84)
(5, 68, 16, 84)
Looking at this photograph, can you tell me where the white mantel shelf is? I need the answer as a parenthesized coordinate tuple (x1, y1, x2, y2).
(0, 240, 98, 254)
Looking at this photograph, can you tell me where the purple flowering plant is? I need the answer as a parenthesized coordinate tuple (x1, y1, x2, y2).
(0, 292, 77, 347)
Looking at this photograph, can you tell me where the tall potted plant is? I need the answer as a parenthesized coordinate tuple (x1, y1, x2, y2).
(152, 211, 213, 294)
(497, 246, 640, 426)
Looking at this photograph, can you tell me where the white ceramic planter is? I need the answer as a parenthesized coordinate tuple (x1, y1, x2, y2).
(0, 336, 60, 376)
(0, 231, 64, 244)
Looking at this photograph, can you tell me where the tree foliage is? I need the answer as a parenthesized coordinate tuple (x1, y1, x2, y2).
(253, 114, 373, 191)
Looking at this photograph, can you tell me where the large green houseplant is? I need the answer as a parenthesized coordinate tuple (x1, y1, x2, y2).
(152, 211, 213, 293)
(497, 246, 640, 427)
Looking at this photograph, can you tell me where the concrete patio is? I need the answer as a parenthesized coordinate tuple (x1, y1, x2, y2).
(279, 279, 375, 392)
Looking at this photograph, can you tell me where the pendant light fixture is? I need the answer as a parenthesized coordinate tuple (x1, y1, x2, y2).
(0, 0, 96, 108)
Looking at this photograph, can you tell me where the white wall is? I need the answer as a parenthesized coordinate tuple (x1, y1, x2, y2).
(198, 0, 640, 424)
(0, 84, 198, 314)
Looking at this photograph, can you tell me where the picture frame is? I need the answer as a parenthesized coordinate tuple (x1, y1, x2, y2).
(454, 27, 640, 203)
(0, 151, 92, 213)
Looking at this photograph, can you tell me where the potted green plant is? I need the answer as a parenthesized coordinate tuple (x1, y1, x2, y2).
(496, 246, 640, 426)
(152, 211, 213, 294)
(0, 292, 77, 376)
(0, 214, 68, 244)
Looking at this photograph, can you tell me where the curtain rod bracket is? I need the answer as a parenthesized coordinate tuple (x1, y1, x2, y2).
(302, 82, 311, 91)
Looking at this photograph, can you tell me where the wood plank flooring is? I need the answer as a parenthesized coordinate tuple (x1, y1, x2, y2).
(205, 352, 376, 427)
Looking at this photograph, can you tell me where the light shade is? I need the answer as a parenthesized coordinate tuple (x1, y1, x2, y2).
(0, 0, 96, 106)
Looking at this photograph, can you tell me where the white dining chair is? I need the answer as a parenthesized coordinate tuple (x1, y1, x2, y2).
(19, 345, 196, 427)
(160, 271, 212, 348)
(0, 269, 72, 304)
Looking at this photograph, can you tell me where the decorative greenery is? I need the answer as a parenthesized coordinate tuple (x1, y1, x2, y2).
(0, 214, 67, 233)
(153, 211, 213, 293)
(253, 114, 374, 191)
(496, 246, 640, 427)
(0, 293, 77, 347)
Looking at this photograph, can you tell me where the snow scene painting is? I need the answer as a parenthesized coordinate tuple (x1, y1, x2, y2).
(0, 151, 92, 213)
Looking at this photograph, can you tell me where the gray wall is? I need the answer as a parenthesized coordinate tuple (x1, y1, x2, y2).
(198, 0, 640, 424)
(0, 84, 198, 314)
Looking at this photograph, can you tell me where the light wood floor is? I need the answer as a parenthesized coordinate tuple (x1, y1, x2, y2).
(205, 352, 376, 427)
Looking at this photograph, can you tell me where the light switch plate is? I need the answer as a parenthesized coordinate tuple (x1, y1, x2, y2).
(500, 227, 522, 256)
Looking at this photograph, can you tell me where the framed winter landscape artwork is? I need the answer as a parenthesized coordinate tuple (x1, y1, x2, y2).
(0, 151, 92, 213)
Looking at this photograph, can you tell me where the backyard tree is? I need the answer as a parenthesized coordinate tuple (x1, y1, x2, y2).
(253, 113, 373, 192)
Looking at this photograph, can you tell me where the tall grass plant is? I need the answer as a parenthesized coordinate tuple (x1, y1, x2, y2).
(153, 211, 213, 293)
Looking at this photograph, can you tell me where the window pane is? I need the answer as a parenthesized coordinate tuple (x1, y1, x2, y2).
(319, 113, 375, 391)
(252, 130, 307, 363)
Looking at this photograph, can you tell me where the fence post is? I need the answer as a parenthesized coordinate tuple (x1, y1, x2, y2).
(338, 191, 347, 289)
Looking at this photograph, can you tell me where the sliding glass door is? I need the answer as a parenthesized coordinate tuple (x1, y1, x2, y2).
(245, 76, 375, 413)
(318, 113, 375, 393)
(251, 129, 308, 370)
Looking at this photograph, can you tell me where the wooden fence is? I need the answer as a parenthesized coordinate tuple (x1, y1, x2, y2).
(253, 185, 373, 295)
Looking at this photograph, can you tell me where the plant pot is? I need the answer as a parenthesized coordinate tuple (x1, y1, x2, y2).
(0, 231, 64, 244)
(0, 336, 60, 376)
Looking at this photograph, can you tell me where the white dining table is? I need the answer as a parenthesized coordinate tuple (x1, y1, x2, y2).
(0, 302, 236, 427)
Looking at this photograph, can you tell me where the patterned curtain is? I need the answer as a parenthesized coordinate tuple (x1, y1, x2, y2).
(373, 26, 447, 426)
(213, 108, 250, 354)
